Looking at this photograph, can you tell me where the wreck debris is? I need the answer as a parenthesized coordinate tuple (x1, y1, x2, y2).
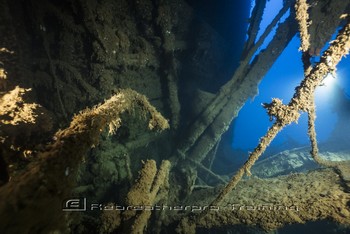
(122, 160, 171, 233)
(179, 3, 291, 166)
(242, 0, 267, 59)
(307, 0, 350, 56)
(99, 204, 122, 234)
(173, 10, 298, 196)
(177, 168, 350, 232)
(176, 11, 350, 232)
(295, 0, 313, 76)
(1, 0, 350, 233)
(295, 0, 311, 52)
(295, 0, 319, 166)
(156, 0, 181, 129)
(0, 89, 169, 233)
(243, 0, 291, 61)
(212, 16, 350, 212)
(0, 72, 54, 182)
(0, 87, 39, 125)
(206, 16, 350, 219)
(307, 96, 323, 165)
(172, 0, 295, 167)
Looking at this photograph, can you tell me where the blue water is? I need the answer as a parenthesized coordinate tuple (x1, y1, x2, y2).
(232, 33, 350, 152)
(231, 0, 350, 153)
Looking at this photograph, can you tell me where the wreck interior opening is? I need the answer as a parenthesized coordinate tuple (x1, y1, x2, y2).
(0, 0, 350, 233)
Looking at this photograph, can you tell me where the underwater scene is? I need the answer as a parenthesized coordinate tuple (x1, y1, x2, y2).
(1, 0, 350, 233)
